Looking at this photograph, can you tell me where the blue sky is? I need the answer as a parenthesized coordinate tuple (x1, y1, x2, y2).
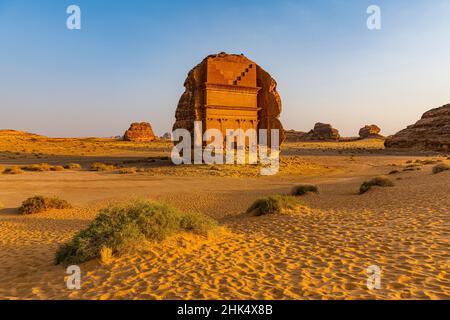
(0, 0, 449, 137)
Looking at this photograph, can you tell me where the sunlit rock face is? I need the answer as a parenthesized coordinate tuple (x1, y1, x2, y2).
(123, 122, 156, 142)
(303, 123, 340, 141)
(359, 125, 383, 139)
(173, 52, 285, 146)
(385, 104, 450, 151)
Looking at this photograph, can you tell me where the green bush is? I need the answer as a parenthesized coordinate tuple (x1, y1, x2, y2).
(55, 200, 217, 265)
(432, 163, 450, 174)
(291, 184, 318, 196)
(19, 196, 72, 215)
(360, 176, 394, 194)
(246, 195, 303, 216)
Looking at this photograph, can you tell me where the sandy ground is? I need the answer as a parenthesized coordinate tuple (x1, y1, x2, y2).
(0, 135, 449, 299)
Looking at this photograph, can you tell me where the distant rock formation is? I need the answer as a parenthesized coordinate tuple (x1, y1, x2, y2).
(284, 130, 306, 142)
(173, 52, 285, 146)
(359, 125, 383, 139)
(161, 132, 172, 140)
(123, 122, 156, 142)
(385, 104, 450, 151)
(304, 123, 340, 141)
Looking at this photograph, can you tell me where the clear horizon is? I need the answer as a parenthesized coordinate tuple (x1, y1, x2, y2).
(1, 0, 449, 137)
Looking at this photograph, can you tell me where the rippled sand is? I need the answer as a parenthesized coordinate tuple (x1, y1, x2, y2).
(0, 140, 449, 299)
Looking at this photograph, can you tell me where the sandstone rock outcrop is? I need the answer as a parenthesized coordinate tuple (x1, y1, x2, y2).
(359, 125, 383, 139)
(385, 104, 450, 151)
(304, 123, 340, 141)
(173, 52, 284, 146)
(123, 122, 156, 142)
(284, 130, 306, 142)
(161, 132, 172, 140)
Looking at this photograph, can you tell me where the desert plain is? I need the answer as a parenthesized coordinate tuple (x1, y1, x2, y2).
(0, 130, 449, 300)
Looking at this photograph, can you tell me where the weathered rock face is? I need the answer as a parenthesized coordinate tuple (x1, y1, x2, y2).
(173, 52, 284, 145)
(359, 125, 382, 139)
(304, 123, 340, 141)
(161, 132, 172, 140)
(123, 122, 156, 142)
(385, 104, 450, 151)
(284, 130, 306, 142)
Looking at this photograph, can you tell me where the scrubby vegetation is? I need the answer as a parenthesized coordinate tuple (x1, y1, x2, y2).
(18, 196, 72, 215)
(119, 167, 138, 174)
(54, 200, 217, 265)
(291, 184, 319, 196)
(22, 163, 51, 172)
(3, 166, 23, 174)
(91, 162, 116, 172)
(50, 165, 65, 171)
(360, 176, 394, 194)
(63, 163, 81, 170)
(432, 163, 450, 174)
(246, 195, 304, 216)
(389, 170, 400, 175)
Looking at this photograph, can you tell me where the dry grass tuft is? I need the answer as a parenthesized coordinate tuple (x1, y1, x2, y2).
(432, 163, 450, 174)
(18, 196, 72, 215)
(118, 167, 138, 174)
(360, 176, 394, 194)
(3, 166, 23, 174)
(63, 163, 81, 170)
(291, 184, 319, 196)
(246, 195, 306, 216)
(99, 246, 113, 265)
(91, 162, 116, 172)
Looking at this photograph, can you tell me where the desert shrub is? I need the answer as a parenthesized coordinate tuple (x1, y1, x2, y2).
(388, 170, 400, 175)
(118, 167, 137, 174)
(19, 196, 72, 215)
(246, 195, 303, 216)
(50, 165, 65, 171)
(3, 166, 23, 174)
(91, 162, 116, 171)
(360, 176, 394, 194)
(415, 159, 441, 165)
(22, 163, 51, 172)
(291, 184, 319, 196)
(432, 163, 450, 174)
(63, 163, 81, 170)
(403, 167, 420, 172)
(55, 200, 217, 265)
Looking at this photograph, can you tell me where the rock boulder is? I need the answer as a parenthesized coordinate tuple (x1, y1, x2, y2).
(385, 104, 450, 151)
(123, 122, 156, 142)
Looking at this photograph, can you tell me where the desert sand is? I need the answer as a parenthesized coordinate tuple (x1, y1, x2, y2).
(0, 131, 449, 299)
